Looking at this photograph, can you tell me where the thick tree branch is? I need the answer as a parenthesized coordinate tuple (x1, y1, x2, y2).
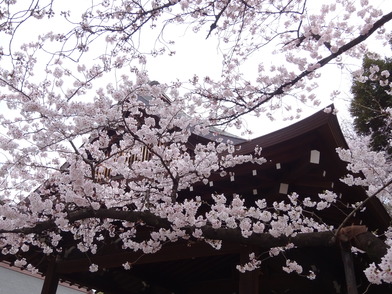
(1, 208, 388, 264)
(0, 208, 172, 235)
(200, 226, 335, 248)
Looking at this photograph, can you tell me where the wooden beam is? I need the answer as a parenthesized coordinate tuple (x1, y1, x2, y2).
(41, 258, 59, 294)
(57, 242, 239, 274)
(239, 246, 259, 294)
(352, 231, 388, 263)
(340, 241, 358, 294)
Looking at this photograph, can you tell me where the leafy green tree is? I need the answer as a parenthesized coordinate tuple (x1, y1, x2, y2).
(350, 54, 392, 155)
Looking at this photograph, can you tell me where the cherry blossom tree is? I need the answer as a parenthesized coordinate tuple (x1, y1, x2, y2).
(1, 0, 392, 291)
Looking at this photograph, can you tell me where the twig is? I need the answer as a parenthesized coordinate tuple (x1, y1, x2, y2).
(335, 177, 392, 237)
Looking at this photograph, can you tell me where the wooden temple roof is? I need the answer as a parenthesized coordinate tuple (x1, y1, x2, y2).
(186, 106, 390, 231)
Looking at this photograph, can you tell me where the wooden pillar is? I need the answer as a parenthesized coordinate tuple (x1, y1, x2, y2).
(239, 246, 259, 294)
(41, 258, 59, 294)
(340, 241, 358, 294)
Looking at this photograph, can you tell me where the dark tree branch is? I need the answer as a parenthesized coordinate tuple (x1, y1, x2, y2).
(0, 208, 388, 264)
(199, 226, 336, 248)
(206, 0, 231, 39)
(0, 208, 172, 235)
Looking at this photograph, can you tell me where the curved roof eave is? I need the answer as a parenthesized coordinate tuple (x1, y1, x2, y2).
(237, 105, 348, 153)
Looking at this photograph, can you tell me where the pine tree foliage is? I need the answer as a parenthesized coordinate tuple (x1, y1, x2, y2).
(350, 54, 392, 154)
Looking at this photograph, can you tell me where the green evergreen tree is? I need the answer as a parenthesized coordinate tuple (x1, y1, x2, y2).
(350, 54, 392, 154)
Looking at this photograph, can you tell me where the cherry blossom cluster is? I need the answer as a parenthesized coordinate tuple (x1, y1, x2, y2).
(364, 247, 392, 284)
(236, 252, 261, 273)
(337, 137, 392, 208)
(337, 125, 392, 282)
